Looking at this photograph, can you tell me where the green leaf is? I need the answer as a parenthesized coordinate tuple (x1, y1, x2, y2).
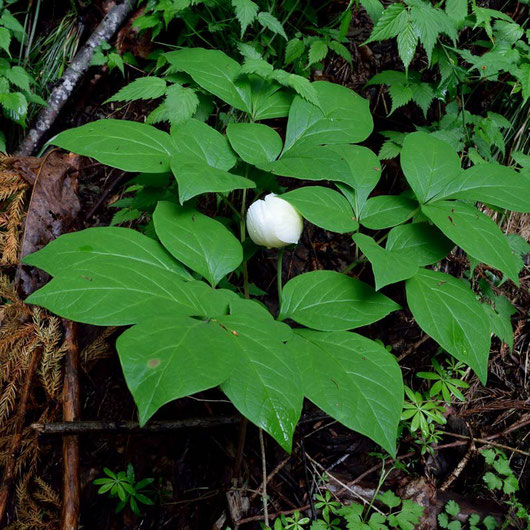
(388, 499, 424, 529)
(232, 0, 259, 37)
(411, 82, 435, 117)
(49, 120, 173, 173)
(516, 63, 530, 103)
(406, 268, 491, 383)
(171, 118, 236, 171)
(0, 91, 27, 122)
(397, 23, 418, 69)
(257, 12, 287, 39)
(483, 472, 503, 490)
(445, 500, 460, 517)
(422, 201, 520, 283)
(483, 303, 514, 351)
(446, 0, 468, 27)
(22, 226, 192, 280)
(117, 316, 236, 425)
(250, 79, 293, 120)
(0, 131, 5, 153)
(360, 194, 418, 229)
(279, 270, 400, 331)
(360, 0, 385, 24)
(291, 330, 403, 456)
(283, 81, 373, 153)
(435, 163, 530, 212)
(153, 201, 242, 287)
(401, 131, 462, 203)
(386, 223, 454, 266)
(286, 74, 319, 106)
(482, 516, 498, 530)
(328, 41, 353, 65)
(165, 48, 252, 112)
(0, 27, 10, 54)
(26, 265, 231, 326)
(170, 156, 255, 203)
(285, 38, 305, 64)
(388, 83, 413, 114)
(366, 4, 408, 42)
(218, 299, 303, 452)
(147, 84, 199, 126)
(106, 77, 167, 103)
(281, 186, 358, 233)
(378, 490, 402, 509)
(0, 11, 25, 41)
(5, 66, 32, 92)
(353, 233, 419, 289)
(308, 39, 329, 65)
(227, 122, 282, 165)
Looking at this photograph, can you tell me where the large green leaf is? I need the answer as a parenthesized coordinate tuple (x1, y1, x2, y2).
(360, 194, 418, 229)
(170, 118, 237, 171)
(25, 270, 232, 326)
(281, 186, 358, 233)
(353, 233, 418, 290)
(434, 163, 530, 212)
(291, 329, 403, 456)
(49, 120, 173, 173)
(279, 270, 400, 331)
(385, 223, 454, 266)
(226, 122, 283, 165)
(250, 77, 293, 120)
(422, 201, 520, 283)
(117, 316, 236, 425)
(153, 201, 242, 287)
(165, 48, 252, 112)
(406, 269, 491, 383)
(170, 155, 255, 203)
(218, 299, 303, 452)
(283, 81, 373, 153)
(400, 132, 461, 203)
(332, 145, 382, 217)
(22, 227, 192, 280)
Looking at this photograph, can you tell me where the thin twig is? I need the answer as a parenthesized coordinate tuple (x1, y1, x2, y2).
(259, 429, 269, 528)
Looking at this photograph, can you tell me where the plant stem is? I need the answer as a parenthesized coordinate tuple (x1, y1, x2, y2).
(259, 429, 269, 528)
(240, 188, 250, 300)
(277, 248, 285, 302)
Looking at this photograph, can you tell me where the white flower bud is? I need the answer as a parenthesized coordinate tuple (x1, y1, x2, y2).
(246, 193, 303, 248)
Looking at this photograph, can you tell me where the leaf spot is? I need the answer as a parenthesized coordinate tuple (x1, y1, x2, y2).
(147, 358, 161, 368)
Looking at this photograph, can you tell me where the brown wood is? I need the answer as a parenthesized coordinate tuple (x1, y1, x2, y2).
(0, 347, 42, 526)
(60, 321, 81, 530)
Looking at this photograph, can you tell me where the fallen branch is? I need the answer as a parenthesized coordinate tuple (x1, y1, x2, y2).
(16, 1, 134, 156)
(31, 416, 240, 435)
(60, 321, 81, 530)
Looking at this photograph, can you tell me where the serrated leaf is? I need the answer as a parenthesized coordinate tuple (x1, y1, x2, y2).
(117, 316, 236, 425)
(386, 223, 454, 266)
(5, 66, 32, 92)
(435, 163, 530, 212)
(279, 270, 400, 331)
(218, 299, 303, 452)
(360, 0, 384, 24)
(422, 201, 520, 283)
(360, 194, 418, 229)
(148, 84, 199, 126)
(291, 329, 403, 456)
(308, 39, 328, 65)
(170, 155, 255, 203)
(285, 38, 305, 64)
(483, 472, 503, 490)
(106, 77, 167, 103)
(281, 186, 358, 233)
(388, 83, 413, 114)
(397, 23, 418, 69)
(165, 48, 252, 113)
(445, 500, 460, 517)
(227, 122, 282, 165)
(353, 233, 419, 289)
(379, 139, 401, 160)
(171, 118, 236, 171)
(367, 4, 408, 42)
(401, 131, 462, 203)
(283, 81, 373, 153)
(446, 0, 468, 27)
(257, 12, 287, 39)
(406, 268, 491, 383)
(153, 201, 242, 287)
(240, 57, 274, 77)
(328, 41, 353, 65)
(232, 0, 259, 37)
(378, 490, 401, 509)
(0, 11, 25, 41)
(0, 27, 10, 54)
(411, 82, 434, 117)
(49, 120, 173, 173)
(0, 91, 27, 122)
(287, 74, 319, 106)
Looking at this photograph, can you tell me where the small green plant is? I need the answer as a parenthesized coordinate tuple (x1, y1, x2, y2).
(438, 500, 498, 530)
(90, 41, 136, 76)
(93, 464, 155, 515)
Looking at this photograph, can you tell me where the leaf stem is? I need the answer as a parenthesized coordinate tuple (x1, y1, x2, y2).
(277, 248, 285, 302)
(259, 428, 269, 528)
(240, 188, 249, 300)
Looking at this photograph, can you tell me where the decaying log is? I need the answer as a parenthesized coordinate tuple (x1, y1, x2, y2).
(16, 1, 134, 156)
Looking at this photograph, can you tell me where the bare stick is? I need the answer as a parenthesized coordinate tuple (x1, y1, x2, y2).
(61, 321, 81, 530)
(0, 347, 42, 525)
(259, 429, 269, 528)
(16, 1, 134, 156)
(31, 416, 240, 435)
